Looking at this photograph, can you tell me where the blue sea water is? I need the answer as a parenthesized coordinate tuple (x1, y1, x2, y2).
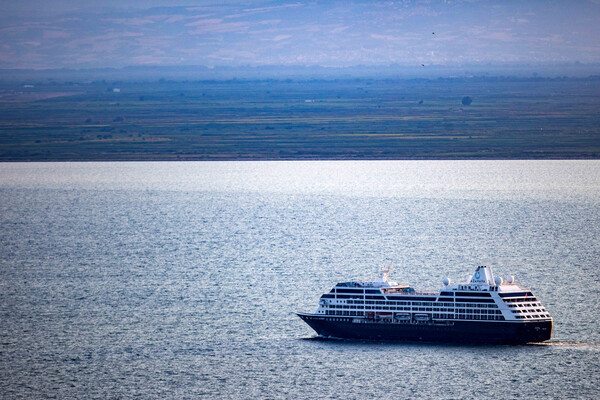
(1, 160, 599, 399)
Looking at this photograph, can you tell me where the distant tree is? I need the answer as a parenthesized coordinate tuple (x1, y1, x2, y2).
(462, 96, 473, 106)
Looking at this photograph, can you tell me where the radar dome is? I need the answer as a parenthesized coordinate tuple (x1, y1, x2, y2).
(494, 276, 503, 285)
(443, 277, 451, 286)
(506, 275, 514, 284)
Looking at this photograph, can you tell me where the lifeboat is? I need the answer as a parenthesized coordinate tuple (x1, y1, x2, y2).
(414, 314, 431, 321)
(394, 313, 411, 321)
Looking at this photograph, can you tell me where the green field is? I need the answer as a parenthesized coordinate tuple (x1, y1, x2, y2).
(1, 77, 599, 160)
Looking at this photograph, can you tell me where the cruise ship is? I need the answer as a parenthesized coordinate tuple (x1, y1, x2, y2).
(297, 266, 552, 344)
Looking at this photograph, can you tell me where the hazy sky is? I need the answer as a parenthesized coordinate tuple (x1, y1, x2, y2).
(1, 0, 599, 69)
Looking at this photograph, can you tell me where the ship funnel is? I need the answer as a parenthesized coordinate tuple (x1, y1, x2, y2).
(469, 265, 495, 285)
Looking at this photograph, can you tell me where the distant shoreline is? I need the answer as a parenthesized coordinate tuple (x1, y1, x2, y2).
(2, 78, 599, 161)
(3, 156, 600, 162)
(2, 64, 600, 83)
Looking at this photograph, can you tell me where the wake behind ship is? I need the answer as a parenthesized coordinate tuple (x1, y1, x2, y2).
(297, 266, 552, 344)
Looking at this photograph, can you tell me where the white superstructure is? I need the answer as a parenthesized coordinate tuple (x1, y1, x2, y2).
(313, 266, 551, 323)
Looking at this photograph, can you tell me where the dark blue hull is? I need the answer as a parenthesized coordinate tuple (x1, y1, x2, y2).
(297, 313, 552, 344)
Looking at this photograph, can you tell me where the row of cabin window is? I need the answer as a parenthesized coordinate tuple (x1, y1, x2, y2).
(346, 300, 452, 306)
(331, 294, 386, 298)
(507, 302, 542, 308)
(328, 311, 364, 316)
(345, 300, 446, 306)
(335, 289, 497, 297)
(499, 292, 534, 298)
(510, 307, 546, 313)
(329, 305, 444, 311)
(337, 294, 496, 304)
(335, 294, 436, 301)
(456, 309, 503, 315)
(327, 305, 501, 313)
(334, 288, 382, 294)
(440, 291, 498, 297)
(434, 314, 505, 320)
(457, 315, 505, 320)
(502, 297, 538, 303)
(514, 314, 551, 319)
(512, 309, 549, 314)
(325, 311, 506, 321)
(455, 303, 499, 308)
(345, 300, 498, 308)
(329, 305, 453, 312)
